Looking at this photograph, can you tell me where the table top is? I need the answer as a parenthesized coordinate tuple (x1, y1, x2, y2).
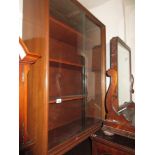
(91, 129, 135, 150)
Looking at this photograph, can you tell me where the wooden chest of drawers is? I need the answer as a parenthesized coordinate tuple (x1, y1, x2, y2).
(91, 130, 135, 155)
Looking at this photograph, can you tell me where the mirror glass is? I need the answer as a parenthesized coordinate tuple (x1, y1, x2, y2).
(117, 43, 131, 107)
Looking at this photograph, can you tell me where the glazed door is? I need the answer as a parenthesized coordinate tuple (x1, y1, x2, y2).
(48, 0, 105, 153)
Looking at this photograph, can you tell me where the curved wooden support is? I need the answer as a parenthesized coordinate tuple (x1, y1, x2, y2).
(105, 69, 131, 124)
(104, 68, 134, 137)
(106, 69, 118, 113)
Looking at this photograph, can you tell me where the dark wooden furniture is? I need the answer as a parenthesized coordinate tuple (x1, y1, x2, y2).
(21, 0, 106, 155)
(91, 130, 135, 155)
(103, 37, 135, 138)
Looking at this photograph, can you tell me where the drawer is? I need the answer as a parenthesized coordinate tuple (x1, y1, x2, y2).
(92, 140, 134, 155)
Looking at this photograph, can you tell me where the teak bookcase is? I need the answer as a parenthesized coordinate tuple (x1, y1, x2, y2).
(20, 0, 106, 155)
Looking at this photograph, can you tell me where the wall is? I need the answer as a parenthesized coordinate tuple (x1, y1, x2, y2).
(78, 0, 135, 101)
(19, 0, 23, 37)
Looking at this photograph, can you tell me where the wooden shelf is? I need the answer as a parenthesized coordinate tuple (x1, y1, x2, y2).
(49, 58, 83, 68)
(50, 17, 82, 36)
(49, 17, 97, 51)
(48, 118, 102, 154)
(49, 95, 85, 104)
(49, 17, 82, 47)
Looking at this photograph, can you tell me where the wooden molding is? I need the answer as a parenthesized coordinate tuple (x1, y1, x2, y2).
(19, 37, 41, 64)
(19, 37, 41, 149)
(106, 69, 129, 123)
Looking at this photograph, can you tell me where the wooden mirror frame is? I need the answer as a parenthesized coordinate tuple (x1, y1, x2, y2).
(103, 37, 135, 138)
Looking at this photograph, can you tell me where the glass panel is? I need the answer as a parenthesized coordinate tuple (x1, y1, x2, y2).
(48, 0, 102, 149)
(117, 43, 131, 106)
(83, 17, 102, 123)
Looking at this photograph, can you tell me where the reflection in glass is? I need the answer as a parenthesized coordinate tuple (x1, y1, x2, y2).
(117, 43, 131, 106)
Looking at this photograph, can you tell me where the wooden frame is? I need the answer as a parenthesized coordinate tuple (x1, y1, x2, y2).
(19, 37, 41, 152)
(103, 37, 135, 138)
(111, 37, 133, 106)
